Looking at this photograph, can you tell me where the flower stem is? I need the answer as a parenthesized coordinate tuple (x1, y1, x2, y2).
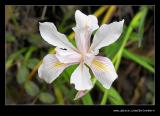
(100, 89, 108, 105)
(82, 93, 93, 105)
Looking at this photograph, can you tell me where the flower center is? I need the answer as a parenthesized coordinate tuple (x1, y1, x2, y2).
(79, 52, 95, 66)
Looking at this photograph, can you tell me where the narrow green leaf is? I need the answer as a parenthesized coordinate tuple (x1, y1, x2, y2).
(138, 6, 148, 47)
(24, 46, 37, 62)
(53, 84, 64, 104)
(113, 7, 149, 70)
(129, 32, 142, 42)
(82, 93, 93, 105)
(123, 48, 154, 73)
(108, 87, 125, 105)
(24, 81, 40, 97)
(96, 81, 124, 105)
(100, 90, 109, 105)
(6, 48, 27, 70)
(39, 92, 54, 104)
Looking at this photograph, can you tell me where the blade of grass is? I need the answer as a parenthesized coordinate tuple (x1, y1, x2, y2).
(138, 6, 148, 47)
(114, 6, 148, 70)
(82, 92, 93, 105)
(96, 81, 125, 105)
(94, 6, 108, 17)
(6, 48, 27, 70)
(24, 46, 37, 63)
(53, 84, 64, 104)
(108, 87, 125, 105)
(101, 5, 117, 24)
(100, 89, 108, 105)
(123, 48, 154, 73)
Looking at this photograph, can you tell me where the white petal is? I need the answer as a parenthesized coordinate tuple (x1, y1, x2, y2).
(70, 63, 93, 91)
(90, 20, 124, 51)
(55, 47, 81, 64)
(39, 22, 75, 50)
(89, 56, 118, 89)
(84, 52, 95, 66)
(75, 10, 87, 29)
(75, 10, 99, 32)
(73, 10, 99, 53)
(73, 27, 92, 53)
(38, 54, 70, 83)
(38, 64, 44, 79)
(87, 15, 99, 32)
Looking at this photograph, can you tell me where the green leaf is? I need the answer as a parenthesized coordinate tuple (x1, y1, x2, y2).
(6, 48, 27, 70)
(130, 10, 144, 28)
(129, 32, 142, 42)
(68, 39, 77, 48)
(53, 84, 64, 104)
(24, 46, 37, 62)
(82, 93, 93, 105)
(39, 92, 54, 104)
(108, 87, 125, 105)
(65, 64, 78, 75)
(137, 6, 148, 47)
(96, 81, 124, 105)
(27, 58, 39, 69)
(123, 48, 154, 73)
(24, 81, 40, 97)
(112, 6, 149, 70)
(17, 66, 29, 84)
(100, 89, 109, 105)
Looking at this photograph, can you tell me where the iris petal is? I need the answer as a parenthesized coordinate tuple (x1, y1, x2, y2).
(89, 56, 118, 89)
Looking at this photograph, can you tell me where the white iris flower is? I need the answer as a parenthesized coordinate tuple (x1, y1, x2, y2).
(38, 10, 124, 91)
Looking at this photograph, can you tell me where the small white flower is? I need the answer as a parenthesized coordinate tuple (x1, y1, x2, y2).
(38, 10, 124, 91)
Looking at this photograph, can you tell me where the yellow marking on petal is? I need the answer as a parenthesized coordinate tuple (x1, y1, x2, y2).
(54, 61, 65, 68)
(92, 59, 108, 72)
